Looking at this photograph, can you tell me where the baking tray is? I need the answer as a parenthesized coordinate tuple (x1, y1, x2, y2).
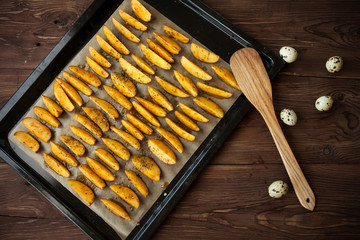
(0, 0, 285, 239)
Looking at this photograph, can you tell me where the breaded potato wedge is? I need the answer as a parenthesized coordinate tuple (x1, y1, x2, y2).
(175, 110, 200, 132)
(100, 199, 131, 221)
(22, 117, 51, 143)
(111, 126, 141, 150)
(131, 0, 151, 22)
(135, 96, 166, 117)
(163, 25, 189, 43)
(95, 148, 120, 171)
(193, 96, 224, 118)
(132, 155, 160, 181)
(125, 170, 149, 197)
(82, 107, 109, 132)
(102, 138, 130, 161)
(165, 118, 195, 141)
(156, 127, 183, 153)
(62, 71, 93, 96)
(68, 180, 95, 206)
(69, 125, 96, 145)
(54, 81, 74, 112)
(59, 135, 85, 157)
(50, 141, 78, 167)
(96, 34, 121, 59)
(43, 153, 70, 178)
(68, 66, 102, 88)
(89, 46, 111, 68)
(181, 56, 212, 81)
(118, 9, 147, 31)
(147, 86, 173, 111)
(112, 18, 140, 43)
(146, 38, 174, 63)
(155, 76, 188, 98)
(173, 70, 198, 97)
(33, 106, 61, 128)
(103, 25, 130, 55)
(14, 131, 40, 153)
(73, 113, 102, 138)
(197, 82, 232, 98)
(111, 72, 136, 98)
(211, 65, 240, 90)
(126, 113, 153, 135)
(132, 101, 161, 127)
(41, 95, 63, 117)
(131, 54, 155, 75)
(103, 85, 132, 110)
(110, 184, 140, 208)
(178, 102, 209, 122)
(89, 96, 119, 120)
(121, 120, 144, 141)
(190, 42, 219, 63)
(86, 56, 109, 78)
(140, 43, 171, 70)
(55, 78, 83, 106)
(153, 32, 181, 55)
(79, 164, 106, 189)
(148, 138, 176, 164)
(119, 57, 152, 84)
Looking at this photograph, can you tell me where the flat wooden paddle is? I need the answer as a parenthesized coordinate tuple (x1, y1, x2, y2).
(230, 48, 315, 211)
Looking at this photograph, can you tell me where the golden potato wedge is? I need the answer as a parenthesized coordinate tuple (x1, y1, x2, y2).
(132, 155, 160, 181)
(135, 96, 166, 117)
(112, 18, 140, 43)
(156, 127, 183, 153)
(55, 78, 83, 106)
(68, 180, 95, 206)
(110, 184, 140, 208)
(190, 42, 219, 63)
(69, 125, 96, 145)
(174, 111, 200, 132)
(197, 82, 232, 98)
(131, 54, 155, 75)
(118, 9, 147, 31)
(165, 118, 195, 141)
(89, 96, 119, 120)
(96, 34, 121, 59)
(148, 138, 176, 165)
(73, 113, 102, 138)
(111, 126, 141, 150)
(146, 38, 174, 63)
(22, 117, 51, 143)
(121, 120, 144, 141)
(153, 32, 181, 55)
(140, 43, 171, 70)
(111, 72, 136, 98)
(173, 70, 198, 97)
(68, 66, 102, 88)
(79, 164, 106, 189)
(193, 96, 224, 118)
(163, 25, 189, 43)
(103, 85, 132, 110)
(82, 107, 109, 132)
(211, 65, 240, 90)
(125, 170, 149, 197)
(181, 56, 212, 81)
(100, 199, 131, 221)
(41, 95, 63, 117)
(89, 46, 111, 68)
(54, 81, 74, 112)
(126, 113, 153, 135)
(102, 138, 130, 161)
(59, 135, 85, 157)
(14, 131, 40, 153)
(132, 101, 161, 127)
(103, 25, 130, 55)
(50, 141, 78, 167)
(86, 56, 109, 78)
(94, 148, 120, 171)
(43, 153, 70, 178)
(147, 86, 173, 111)
(62, 71, 93, 96)
(178, 102, 209, 123)
(131, 0, 151, 22)
(33, 106, 61, 128)
(119, 57, 152, 84)
(155, 76, 188, 98)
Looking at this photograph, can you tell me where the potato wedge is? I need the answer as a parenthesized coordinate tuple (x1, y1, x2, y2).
(135, 96, 166, 117)
(193, 96, 224, 118)
(89, 96, 119, 120)
(103, 85, 132, 110)
(132, 155, 160, 181)
(89, 46, 111, 68)
(146, 38, 174, 63)
(190, 42, 219, 63)
(68, 66, 102, 88)
(173, 70, 198, 97)
(131, 54, 155, 75)
(96, 34, 121, 59)
(211, 65, 240, 90)
(33, 106, 61, 128)
(62, 71, 93, 96)
(111, 72, 136, 98)
(102, 138, 130, 161)
(69, 125, 96, 145)
(59, 135, 85, 157)
(103, 25, 130, 55)
(178, 102, 209, 122)
(110, 184, 140, 208)
(41, 95, 63, 117)
(87, 157, 116, 181)
(119, 57, 152, 84)
(22, 117, 51, 143)
(68, 180, 95, 206)
(55, 78, 83, 106)
(50, 141, 78, 167)
(197, 82, 232, 98)
(131, 0, 151, 22)
(112, 18, 140, 43)
(14, 131, 40, 153)
(54, 81, 74, 112)
(100, 199, 131, 221)
(140, 43, 171, 70)
(163, 25, 189, 44)
(118, 9, 147, 31)
(148, 138, 176, 165)
(165, 118, 195, 141)
(111, 126, 141, 150)
(79, 164, 106, 189)
(156, 127, 183, 153)
(126, 113, 153, 135)
(147, 86, 173, 111)
(121, 120, 144, 141)
(154, 76, 188, 98)
(73, 113, 102, 138)
(94, 148, 120, 171)
(43, 153, 70, 178)
(86, 56, 109, 78)
(125, 170, 149, 197)
(132, 101, 161, 127)
(181, 56, 212, 81)
(175, 111, 200, 132)
(153, 32, 181, 55)
(82, 107, 109, 132)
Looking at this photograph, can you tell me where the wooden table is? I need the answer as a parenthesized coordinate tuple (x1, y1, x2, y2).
(1, 0, 359, 239)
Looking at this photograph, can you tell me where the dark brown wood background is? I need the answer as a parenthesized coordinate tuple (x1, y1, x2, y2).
(1, 0, 359, 239)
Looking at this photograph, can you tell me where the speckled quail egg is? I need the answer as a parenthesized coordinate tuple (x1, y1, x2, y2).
(279, 46, 298, 63)
(315, 96, 334, 111)
(268, 180, 289, 198)
(326, 56, 343, 73)
(280, 108, 297, 126)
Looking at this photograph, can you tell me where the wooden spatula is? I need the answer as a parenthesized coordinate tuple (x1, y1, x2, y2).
(230, 48, 315, 211)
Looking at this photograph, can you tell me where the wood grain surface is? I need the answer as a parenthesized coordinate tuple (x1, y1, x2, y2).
(0, 0, 359, 239)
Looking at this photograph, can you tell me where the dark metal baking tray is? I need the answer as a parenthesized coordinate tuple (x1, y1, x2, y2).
(0, 0, 284, 239)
